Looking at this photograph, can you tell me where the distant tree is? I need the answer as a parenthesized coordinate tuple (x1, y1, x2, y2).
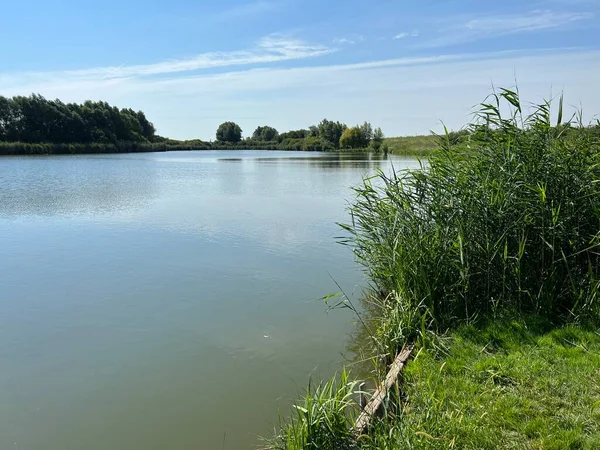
(359, 122, 373, 144)
(302, 136, 323, 151)
(252, 125, 278, 141)
(339, 126, 365, 149)
(252, 126, 264, 140)
(0, 94, 155, 145)
(136, 110, 156, 142)
(279, 129, 308, 140)
(0, 96, 14, 141)
(216, 121, 242, 143)
(308, 125, 319, 137)
(371, 127, 384, 151)
(317, 119, 347, 148)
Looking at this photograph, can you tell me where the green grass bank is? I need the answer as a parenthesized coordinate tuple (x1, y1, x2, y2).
(265, 89, 600, 449)
(383, 135, 437, 156)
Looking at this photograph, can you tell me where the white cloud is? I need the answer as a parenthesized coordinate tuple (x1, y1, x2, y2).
(423, 10, 594, 47)
(0, 36, 334, 89)
(333, 38, 353, 44)
(394, 31, 419, 39)
(333, 35, 365, 45)
(1, 48, 598, 140)
(466, 10, 593, 34)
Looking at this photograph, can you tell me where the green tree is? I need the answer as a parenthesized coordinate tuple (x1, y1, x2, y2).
(216, 121, 242, 143)
(252, 125, 278, 141)
(318, 119, 347, 149)
(279, 129, 308, 140)
(339, 126, 364, 149)
(0, 94, 159, 145)
(371, 127, 384, 151)
(359, 122, 373, 144)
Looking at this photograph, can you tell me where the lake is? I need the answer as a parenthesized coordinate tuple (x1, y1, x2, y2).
(0, 150, 420, 450)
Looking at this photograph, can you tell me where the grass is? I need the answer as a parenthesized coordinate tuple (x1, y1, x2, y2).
(343, 89, 600, 351)
(383, 135, 438, 156)
(263, 368, 361, 450)
(266, 88, 600, 449)
(383, 131, 467, 156)
(359, 318, 600, 449)
(266, 317, 600, 450)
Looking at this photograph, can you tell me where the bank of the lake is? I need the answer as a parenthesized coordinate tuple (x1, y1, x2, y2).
(266, 91, 600, 449)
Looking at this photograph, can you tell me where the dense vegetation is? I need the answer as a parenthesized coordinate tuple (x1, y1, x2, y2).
(216, 121, 242, 143)
(217, 119, 385, 152)
(0, 94, 155, 149)
(0, 93, 388, 155)
(347, 90, 600, 342)
(265, 89, 600, 449)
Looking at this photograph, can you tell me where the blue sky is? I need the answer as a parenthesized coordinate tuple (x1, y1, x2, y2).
(1, 0, 599, 139)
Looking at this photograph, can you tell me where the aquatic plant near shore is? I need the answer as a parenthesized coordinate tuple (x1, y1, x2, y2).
(341, 89, 600, 355)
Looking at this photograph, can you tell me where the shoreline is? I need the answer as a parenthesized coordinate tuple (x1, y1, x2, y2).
(0, 137, 437, 157)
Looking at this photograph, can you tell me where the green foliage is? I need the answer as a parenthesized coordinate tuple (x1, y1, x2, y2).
(359, 318, 600, 449)
(279, 129, 309, 140)
(264, 368, 362, 450)
(252, 125, 279, 141)
(0, 94, 155, 144)
(318, 119, 347, 149)
(308, 125, 320, 138)
(343, 89, 600, 355)
(216, 121, 242, 143)
(302, 136, 334, 152)
(359, 122, 373, 143)
(339, 126, 365, 149)
(339, 122, 378, 149)
(0, 140, 215, 155)
(0, 94, 392, 154)
(371, 127, 384, 151)
(383, 135, 438, 156)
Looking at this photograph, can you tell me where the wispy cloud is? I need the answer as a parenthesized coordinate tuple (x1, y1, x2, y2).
(0, 36, 334, 89)
(2, 48, 597, 139)
(423, 10, 593, 47)
(394, 31, 419, 39)
(466, 10, 593, 34)
(332, 35, 365, 45)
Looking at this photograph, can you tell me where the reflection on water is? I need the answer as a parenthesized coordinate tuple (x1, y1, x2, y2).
(220, 151, 391, 169)
(0, 155, 158, 218)
(0, 150, 419, 450)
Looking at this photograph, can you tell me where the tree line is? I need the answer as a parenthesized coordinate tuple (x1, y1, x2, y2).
(0, 94, 387, 155)
(0, 94, 156, 146)
(215, 119, 385, 152)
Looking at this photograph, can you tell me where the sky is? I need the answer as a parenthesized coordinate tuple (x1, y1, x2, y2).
(0, 0, 599, 140)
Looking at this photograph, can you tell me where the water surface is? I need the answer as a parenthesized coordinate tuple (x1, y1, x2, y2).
(0, 150, 420, 449)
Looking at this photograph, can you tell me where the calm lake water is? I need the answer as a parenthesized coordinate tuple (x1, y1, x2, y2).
(0, 150, 420, 450)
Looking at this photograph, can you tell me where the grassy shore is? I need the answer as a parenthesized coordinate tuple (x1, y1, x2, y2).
(265, 89, 600, 449)
(1, 135, 440, 156)
(361, 318, 600, 449)
(383, 135, 438, 156)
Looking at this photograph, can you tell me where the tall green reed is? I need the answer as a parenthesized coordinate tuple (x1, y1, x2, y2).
(341, 88, 600, 353)
(263, 368, 362, 450)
